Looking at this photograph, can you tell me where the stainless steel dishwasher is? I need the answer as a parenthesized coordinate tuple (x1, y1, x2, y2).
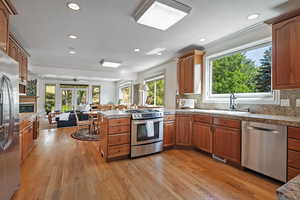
(242, 121, 287, 182)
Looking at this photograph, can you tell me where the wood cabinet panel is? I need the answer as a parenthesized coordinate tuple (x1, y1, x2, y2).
(177, 50, 204, 95)
(288, 167, 300, 181)
(213, 118, 240, 129)
(288, 150, 300, 169)
(8, 37, 18, 61)
(163, 121, 176, 147)
(192, 122, 212, 153)
(109, 118, 130, 127)
(272, 15, 300, 89)
(0, 1, 9, 52)
(107, 144, 130, 158)
(21, 122, 34, 162)
(288, 138, 300, 152)
(288, 127, 300, 139)
(108, 133, 130, 146)
(193, 115, 212, 124)
(108, 125, 130, 135)
(176, 115, 192, 146)
(213, 126, 241, 163)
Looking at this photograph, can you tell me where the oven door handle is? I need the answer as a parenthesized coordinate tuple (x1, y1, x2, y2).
(132, 118, 163, 125)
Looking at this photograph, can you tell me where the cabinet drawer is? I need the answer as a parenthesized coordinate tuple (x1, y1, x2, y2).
(288, 138, 300, 152)
(164, 115, 175, 121)
(108, 133, 130, 146)
(108, 144, 130, 158)
(109, 125, 130, 135)
(288, 127, 300, 139)
(109, 118, 130, 127)
(288, 167, 300, 181)
(213, 118, 240, 129)
(288, 150, 300, 169)
(193, 115, 212, 124)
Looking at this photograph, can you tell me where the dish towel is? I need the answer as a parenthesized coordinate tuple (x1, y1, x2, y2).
(58, 113, 70, 121)
(146, 121, 154, 137)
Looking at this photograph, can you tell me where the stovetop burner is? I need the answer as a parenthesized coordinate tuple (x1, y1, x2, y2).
(125, 109, 161, 114)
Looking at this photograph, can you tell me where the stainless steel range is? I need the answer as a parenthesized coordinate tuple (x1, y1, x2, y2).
(126, 109, 164, 158)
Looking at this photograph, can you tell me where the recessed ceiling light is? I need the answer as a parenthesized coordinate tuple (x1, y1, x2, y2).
(100, 59, 121, 68)
(200, 38, 206, 42)
(69, 50, 76, 55)
(68, 34, 78, 39)
(134, 0, 191, 31)
(156, 52, 162, 56)
(134, 48, 140, 52)
(247, 13, 260, 20)
(67, 2, 80, 11)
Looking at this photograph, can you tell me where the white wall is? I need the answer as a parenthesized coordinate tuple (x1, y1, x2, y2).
(37, 78, 116, 113)
(136, 59, 178, 109)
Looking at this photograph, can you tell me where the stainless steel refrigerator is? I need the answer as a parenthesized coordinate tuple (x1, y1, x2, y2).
(0, 50, 20, 200)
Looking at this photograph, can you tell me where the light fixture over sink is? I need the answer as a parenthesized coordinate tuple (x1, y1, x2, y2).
(134, 0, 191, 31)
(100, 59, 122, 68)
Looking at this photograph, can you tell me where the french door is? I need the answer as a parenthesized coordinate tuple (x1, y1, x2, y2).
(61, 88, 88, 112)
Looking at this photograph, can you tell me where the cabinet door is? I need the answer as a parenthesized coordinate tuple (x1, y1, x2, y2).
(213, 126, 241, 163)
(163, 121, 176, 147)
(22, 54, 28, 81)
(192, 123, 212, 153)
(8, 38, 18, 61)
(0, 2, 9, 52)
(177, 59, 184, 95)
(273, 16, 300, 89)
(183, 56, 194, 93)
(176, 116, 192, 146)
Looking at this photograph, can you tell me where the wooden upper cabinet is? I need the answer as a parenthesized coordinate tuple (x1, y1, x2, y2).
(267, 9, 300, 89)
(176, 115, 192, 146)
(177, 50, 204, 95)
(9, 34, 29, 82)
(0, 1, 9, 52)
(0, 0, 17, 53)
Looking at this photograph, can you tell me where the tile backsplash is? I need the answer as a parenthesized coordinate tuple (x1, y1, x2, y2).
(177, 89, 300, 116)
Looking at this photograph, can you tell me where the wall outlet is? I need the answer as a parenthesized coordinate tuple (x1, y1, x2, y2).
(296, 99, 300, 107)
(280, 99, 290, 107)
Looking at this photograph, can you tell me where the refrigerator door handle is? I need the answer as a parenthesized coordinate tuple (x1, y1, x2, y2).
(0, 75, 14, 150)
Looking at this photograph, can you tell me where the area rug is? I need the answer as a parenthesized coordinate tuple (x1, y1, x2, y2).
(71, 128, 100, 141)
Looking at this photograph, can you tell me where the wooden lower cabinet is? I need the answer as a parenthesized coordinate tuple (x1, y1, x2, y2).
(100, 117, 131, 161)
(287, 127, 300, 180)
(20, 120, 34, 162)
(192, 122, 212, 153)
(176, 115, 192, 146)
(213, 126, 241, 164)
(163, 120, 176, 147)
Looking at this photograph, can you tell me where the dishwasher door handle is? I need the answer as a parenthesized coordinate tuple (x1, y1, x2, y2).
(247, 126, 279, 134)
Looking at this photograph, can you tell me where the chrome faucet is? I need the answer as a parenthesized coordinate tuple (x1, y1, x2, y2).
(229, 93, 237, 110)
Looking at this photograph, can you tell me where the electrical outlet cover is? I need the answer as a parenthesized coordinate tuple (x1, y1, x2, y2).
(280, 99, 290, 107)
(296, 99, 300, 107)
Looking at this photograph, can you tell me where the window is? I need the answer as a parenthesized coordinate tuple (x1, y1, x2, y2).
(45, 84, 56, 113)
(119, 85, 132, 105)
(205, 38, 279, 104)
(92, 86, 101, 104)
(144, 75, 165, 106)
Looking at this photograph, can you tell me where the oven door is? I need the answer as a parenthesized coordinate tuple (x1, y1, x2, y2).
(131, 118, 163, 145)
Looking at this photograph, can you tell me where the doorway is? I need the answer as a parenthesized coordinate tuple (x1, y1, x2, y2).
(60, 87, 88, 112)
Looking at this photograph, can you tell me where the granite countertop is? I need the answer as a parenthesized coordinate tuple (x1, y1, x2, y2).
(98, 108, 300, 127)
(19, 113, 38, 121)
(98, 110, 131, 119)
(277, 175, 300, 200)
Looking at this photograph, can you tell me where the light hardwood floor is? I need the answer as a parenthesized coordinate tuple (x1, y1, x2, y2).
(13, 127, 280, 200)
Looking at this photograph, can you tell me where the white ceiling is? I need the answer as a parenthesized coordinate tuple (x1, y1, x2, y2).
(10, 0, 299, 80)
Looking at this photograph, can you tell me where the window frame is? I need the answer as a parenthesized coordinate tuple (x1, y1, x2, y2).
(91, 85, 101, 104)
(204, 37, 280, 105)
(44, 84, 56, 113)
(118, 81, 133, 105)
(143, 74, 165, 107)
